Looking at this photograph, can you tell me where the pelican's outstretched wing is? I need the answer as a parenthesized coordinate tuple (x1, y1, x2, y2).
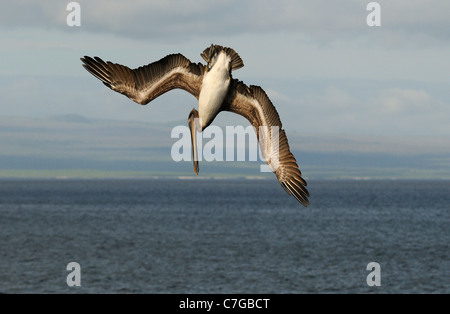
(222, 80, 310, 206)
(81, 54, 206, 105)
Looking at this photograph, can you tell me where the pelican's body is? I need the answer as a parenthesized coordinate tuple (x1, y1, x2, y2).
(81, 44, 310, 206)
(198, 51, 231, 129)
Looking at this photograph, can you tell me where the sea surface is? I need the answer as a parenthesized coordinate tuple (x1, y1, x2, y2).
(0, 179, 448, 294)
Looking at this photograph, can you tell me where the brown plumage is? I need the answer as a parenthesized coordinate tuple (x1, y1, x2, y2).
(222, 80, 309, 205)
(81, 45, 309, 206)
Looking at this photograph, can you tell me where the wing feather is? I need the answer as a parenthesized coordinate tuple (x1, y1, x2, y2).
(222, 79, 309, 206)
(201, 45, 244, 71)
(81, 54, 205, 105)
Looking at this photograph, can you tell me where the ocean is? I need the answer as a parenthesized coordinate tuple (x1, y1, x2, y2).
(0, 179, 448, 293)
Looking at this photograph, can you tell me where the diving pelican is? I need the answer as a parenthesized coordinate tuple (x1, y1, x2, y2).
(80, 45, 309, 206)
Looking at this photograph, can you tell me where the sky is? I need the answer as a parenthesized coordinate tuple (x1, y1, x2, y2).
(1, 0, 449, 141)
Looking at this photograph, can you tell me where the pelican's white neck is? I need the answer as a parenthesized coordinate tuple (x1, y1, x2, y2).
(198, 51, 231, 129)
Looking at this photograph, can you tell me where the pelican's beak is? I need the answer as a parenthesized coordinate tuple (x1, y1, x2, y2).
(209, 44, 215, 59)
(207, 44, 216, 69)
(188, 108, 200, 175)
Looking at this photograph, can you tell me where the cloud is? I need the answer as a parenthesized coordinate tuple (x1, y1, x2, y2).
(1, 1, 449, 140)
(272, 84, 450, 136)
(375, 88, 437, 114)
(1, 0, 450, 46)
(366, 88, 448, 136)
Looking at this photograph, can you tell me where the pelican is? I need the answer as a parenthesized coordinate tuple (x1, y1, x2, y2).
(80, 44, 309, 206)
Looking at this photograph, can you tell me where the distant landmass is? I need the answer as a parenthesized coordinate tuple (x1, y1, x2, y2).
(1, 115, 449, 179)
